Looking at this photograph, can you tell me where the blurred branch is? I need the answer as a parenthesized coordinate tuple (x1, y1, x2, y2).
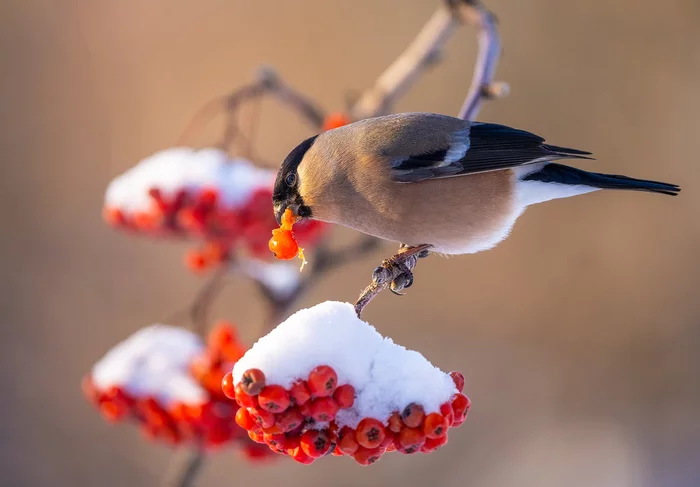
(253, 235, 381, 331)
(177, 66, 325, 155)
(190, 264, 230, 338)
(350, 0, 507, 121)
(350, 6, 456, 119)
(452, 0, 509, 120)
(160, 449, 204, 487)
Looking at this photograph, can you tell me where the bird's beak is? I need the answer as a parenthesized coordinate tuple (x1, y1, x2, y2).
(274, 202, 299, 226)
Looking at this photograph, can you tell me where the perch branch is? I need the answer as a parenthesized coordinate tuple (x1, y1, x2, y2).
(353, 0, 506, 318)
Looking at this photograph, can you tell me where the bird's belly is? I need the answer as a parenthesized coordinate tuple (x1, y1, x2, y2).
(343, 171, 522, 255)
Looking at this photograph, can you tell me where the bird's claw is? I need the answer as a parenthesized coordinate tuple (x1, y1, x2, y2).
(389, 271, 413, 294)
(372, 257, 414, 294)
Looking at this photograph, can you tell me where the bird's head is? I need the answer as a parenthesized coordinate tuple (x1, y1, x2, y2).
(272, 134, 318, 225)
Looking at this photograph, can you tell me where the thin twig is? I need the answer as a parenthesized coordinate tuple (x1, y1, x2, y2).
(453, 0, 508, 121)
(350, 6, 458, 119)
(255, 235, 381, 331)
(190, 264, 229, 338)
(160, 449, 205, 487)
(178, 67, 325, 153)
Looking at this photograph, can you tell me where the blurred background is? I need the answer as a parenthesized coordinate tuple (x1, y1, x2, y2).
(2, 0, 699, 486)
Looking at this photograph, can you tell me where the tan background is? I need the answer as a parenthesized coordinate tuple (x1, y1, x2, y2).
(2, 0, 699, 486)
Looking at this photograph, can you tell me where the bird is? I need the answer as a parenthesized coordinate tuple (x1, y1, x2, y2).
(272, 112, 680, 291)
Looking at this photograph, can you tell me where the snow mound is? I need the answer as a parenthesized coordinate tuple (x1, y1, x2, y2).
(232, 301, 457, 427)
(92, 325, 206, 406)
(105, 147, 275, 213)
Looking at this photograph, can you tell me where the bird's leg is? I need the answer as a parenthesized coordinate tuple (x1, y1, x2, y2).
(371, 244, 433, 295)
(355, 243, 432, 317)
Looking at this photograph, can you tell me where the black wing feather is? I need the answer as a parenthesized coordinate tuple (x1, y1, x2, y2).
(391, 123, 593, 183)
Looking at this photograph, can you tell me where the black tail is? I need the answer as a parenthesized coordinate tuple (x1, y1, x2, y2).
(524, 163, 681, 196)
(542, 144, 595, 161)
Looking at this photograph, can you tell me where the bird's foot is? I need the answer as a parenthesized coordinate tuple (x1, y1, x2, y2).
(370, 244, 432, 295)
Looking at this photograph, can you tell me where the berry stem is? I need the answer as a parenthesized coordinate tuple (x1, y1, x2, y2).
(160, 448, 204, 487)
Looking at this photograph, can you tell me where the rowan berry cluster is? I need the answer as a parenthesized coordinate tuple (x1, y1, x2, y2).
(83, 322, 273, 461)
(103, 148, 326, 272)
(223, 364, 469, 465)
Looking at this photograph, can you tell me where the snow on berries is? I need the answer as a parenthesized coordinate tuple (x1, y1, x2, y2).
(83, 322, 273, 461)
(103, 147, 326, 272)
(229, 301, 470, 465)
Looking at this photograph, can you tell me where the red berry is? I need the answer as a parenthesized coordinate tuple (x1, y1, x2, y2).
(234, 384, 258, 409)
(355, 418, 386, 449)
(248, 430, 265, 444)
(100, 399, 127, 422)
(261, 424, 283, 435)
(263, 433, 288, 450)
(185, 249, 208, 272)
(276, 407, 304, 433)
(235, 407, 256, 430)
(380, 431, 395, 449)
(387, 412, 403, 433)
(289, 446, 315, 465)
(422, 434, 449, 453)
(401, 403, 425, 428)
(440, 402, 455, 426)
(198, 188, 218, 207)
(333, 384, 355, 409)
(310, 397, 339, 422)
(322, 112, 352, 131)
(423, 413, 449, 439)
(397, 427, 426, 454)
(240, 369, 266, 396)
(298, 400, 312, 418)
(249, 408, 276, 428)
(221, 372, 235, 400)
(307, 365, 338, 397)
(289, 380, 311, 406)
(300, 430, 331, 458)
(450, 371, 465, 392)
(452, 393, 471, 422)
(353, 446, 383, 466)
(337, 428, 359, 455)
(269, 229, 299, 260)
(258, 385, 291, 413)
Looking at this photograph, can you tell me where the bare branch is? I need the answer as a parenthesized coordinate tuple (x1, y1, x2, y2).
(177, 67, 325, 153)
(453, 0, 508, 120)
(190, 265, 229, 338)
(350, 7, 458, 119)
(350, 0, 507, 122)
(253, 235, 382, 331)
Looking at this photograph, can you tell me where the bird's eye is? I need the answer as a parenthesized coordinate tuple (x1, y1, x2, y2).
(285, 173, 297, 187)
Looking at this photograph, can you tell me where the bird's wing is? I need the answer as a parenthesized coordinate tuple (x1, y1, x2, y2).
(389, 122, 593, 183)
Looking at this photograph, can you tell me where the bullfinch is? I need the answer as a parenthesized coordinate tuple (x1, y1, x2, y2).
(272, 112, 680, 288)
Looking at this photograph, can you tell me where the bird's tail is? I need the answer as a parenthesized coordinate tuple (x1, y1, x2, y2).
(523, 163, 681, 196)
(542, 144, 595, 161)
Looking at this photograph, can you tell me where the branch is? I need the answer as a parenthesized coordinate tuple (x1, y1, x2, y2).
(177, 66, 325, 154)
(350, 6, 457, 119)
(350, 0, 507, 122)
(452, 0, 509, 121)
(160, 449, 204, 487)
(190, 264, 229, 338)
(250, 235, 381, 331)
